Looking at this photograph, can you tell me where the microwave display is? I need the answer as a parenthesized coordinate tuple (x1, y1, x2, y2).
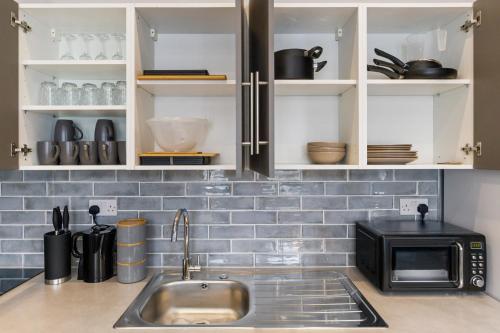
(470, 242, 483, 250)
(391, 247, 455, 282)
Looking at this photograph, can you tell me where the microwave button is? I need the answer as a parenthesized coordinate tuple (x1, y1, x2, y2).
(472, 262, 477, 268)
(472, 255, 477, 260)
(479, 255, 484, 260)
(472, 270, 477, 275)
(479, 262, 484, 268)
(479, 270, 484, 275)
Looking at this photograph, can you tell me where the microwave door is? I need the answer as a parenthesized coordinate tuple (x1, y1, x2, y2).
(387, 239, 464, 289)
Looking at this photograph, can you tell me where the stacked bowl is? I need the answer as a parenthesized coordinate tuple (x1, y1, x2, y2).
(307, 142, 346, 164)
(117, 219, 147, 284)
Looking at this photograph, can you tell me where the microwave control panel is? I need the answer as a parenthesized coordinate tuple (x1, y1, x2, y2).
(469, 241, 486, 289)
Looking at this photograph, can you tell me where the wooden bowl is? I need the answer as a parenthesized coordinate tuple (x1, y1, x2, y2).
(308, 147, 346, 153)
(308, 151, 346, 164)
(308, 142, 346, 149)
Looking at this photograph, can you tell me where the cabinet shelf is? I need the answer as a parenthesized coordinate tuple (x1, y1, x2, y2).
(276, 164, 359, 170)
(23, 60, 127, 80)
(22, 105, 126, 117)
(367, 80, 471, 96)
(21, 165, 129, 171)
(364, 164, 473, 170)
(137, 80, 237, 97)
(276, 80, 357, 96)
(134, 165, 236, 171)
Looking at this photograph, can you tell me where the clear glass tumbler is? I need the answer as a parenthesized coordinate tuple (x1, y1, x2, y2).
(61, 82, 81, 105)
(81, 83, 100, 105)
(79, 33, 95, 61)
(39, 82, 59, 105)
(112, 33, 126, 60)
(112, 81, 127, 105)
(60, 33, 77, 60)
(95, 33, 110, 60)
(100, 82, 116, 105)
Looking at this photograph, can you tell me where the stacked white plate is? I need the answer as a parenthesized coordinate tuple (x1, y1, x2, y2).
(368, 144, 418, 165)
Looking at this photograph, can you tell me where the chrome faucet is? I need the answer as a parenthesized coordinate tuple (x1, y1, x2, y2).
(171, 209, 201, 280)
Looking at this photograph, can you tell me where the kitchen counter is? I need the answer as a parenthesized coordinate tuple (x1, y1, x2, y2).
(0, 268, 499, 333)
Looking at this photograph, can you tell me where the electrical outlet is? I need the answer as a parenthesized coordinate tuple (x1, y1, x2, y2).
(400, 198, 429, 216)
(89, 199, 117, 216)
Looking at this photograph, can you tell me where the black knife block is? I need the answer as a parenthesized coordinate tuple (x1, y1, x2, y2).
(44, 231, 72, 285)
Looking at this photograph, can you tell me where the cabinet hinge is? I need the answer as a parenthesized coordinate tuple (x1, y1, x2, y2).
(10, 143, 32, 158)
(461, 142, 482, 157)
(461, 11, 481, 33)
(10, 12, 31, 33)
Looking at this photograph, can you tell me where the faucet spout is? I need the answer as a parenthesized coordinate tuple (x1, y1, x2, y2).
(170, 209, 200, 280)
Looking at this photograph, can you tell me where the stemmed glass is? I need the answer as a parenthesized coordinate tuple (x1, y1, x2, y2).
(111, 33, 126, 60)
(95, 33, 109, 60)
(79, 33, 94, 61)
(60, 33, 77, 60)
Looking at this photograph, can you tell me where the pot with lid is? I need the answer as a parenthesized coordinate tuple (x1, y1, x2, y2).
(275, 46, 328, 80)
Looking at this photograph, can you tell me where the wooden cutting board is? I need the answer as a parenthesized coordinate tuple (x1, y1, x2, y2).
(139, 152, 219, 157)
(137, 75, 228, 81)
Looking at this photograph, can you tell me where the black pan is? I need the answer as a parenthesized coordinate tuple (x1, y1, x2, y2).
(367, 65, 457, 80)
(374, 48, 442, 71)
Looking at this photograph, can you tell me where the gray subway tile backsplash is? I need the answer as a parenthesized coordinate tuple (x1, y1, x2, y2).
(0, 170, 440, 268)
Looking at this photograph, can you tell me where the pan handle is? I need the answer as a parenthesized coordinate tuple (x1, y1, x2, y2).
(373, 59, 405, 75)
(374, 48, 407, 69)
(367, 65, 401, 80)
(307, 46, 323, 59)
(314, 61, 328, 73)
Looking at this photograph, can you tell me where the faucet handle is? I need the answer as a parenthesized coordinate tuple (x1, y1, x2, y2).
(190, 255, 201, 272)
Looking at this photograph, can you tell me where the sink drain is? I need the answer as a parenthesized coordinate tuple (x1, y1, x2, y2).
(200, 282, 208, 290)
(196, 321, 210, 325)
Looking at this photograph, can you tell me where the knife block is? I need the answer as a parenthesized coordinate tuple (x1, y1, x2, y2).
(44, 231, 72, 285)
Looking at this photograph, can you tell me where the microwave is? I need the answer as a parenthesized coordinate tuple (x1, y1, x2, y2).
(356, 221, 486, 292)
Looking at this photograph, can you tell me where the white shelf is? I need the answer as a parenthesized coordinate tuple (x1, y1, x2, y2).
(135, 165, 236, 171)
(276, 164, 359, 170)
(23, 60, 127, 80)
(276, 80, 357, 96)
(364, 164, 473, 170)
(137, 80, 236, 97)
(21, 165, 129, 171)
(22, 105, 126, 117)
(367, 80, 471, 96)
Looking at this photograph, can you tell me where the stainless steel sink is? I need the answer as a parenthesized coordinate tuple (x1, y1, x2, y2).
(140, 280, 250, 325)
(115, 270, 387, 328)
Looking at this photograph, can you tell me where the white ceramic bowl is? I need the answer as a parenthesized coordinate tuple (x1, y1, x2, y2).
(146, 117, 209, 152)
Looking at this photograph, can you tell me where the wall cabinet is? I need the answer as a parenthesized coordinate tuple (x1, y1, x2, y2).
(1, 0, 496, 176)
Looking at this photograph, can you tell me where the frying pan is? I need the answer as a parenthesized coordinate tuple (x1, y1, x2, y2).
(374, 48, 442, 71)
(367, 65, 457, 80)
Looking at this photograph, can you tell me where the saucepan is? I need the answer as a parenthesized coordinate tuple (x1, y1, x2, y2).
(275, 46, 328, 80)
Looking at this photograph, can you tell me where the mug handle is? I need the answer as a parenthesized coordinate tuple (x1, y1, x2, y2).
(74, 125, 84, 141)
(101, 143, 109, 161)
(72, 232, 84, 258)
(83, 144, 90, 160)
(53, 144, 61, 159)
(72, 143, 79, 160)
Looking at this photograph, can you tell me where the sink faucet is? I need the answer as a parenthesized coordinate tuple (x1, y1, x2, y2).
(171, 209, 201, 280)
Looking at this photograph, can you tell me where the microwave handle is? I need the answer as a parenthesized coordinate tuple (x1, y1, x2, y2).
(454, 242, 464, 289)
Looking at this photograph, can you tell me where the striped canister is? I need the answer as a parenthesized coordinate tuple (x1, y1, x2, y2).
(117, 219, 147, 283)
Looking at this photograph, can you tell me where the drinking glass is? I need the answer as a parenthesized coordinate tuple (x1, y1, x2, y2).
(95, 33, 110, 60)
(39, 82, 58, 105)
(111, 33, 126, 60)
(113, 81, 126, 105)
(61, 82, 81, 105)
(100, 82, 116, 105)
(79, 33, 94, 61)
(60, 33, 77, 60)
(81, 83, 100, 105)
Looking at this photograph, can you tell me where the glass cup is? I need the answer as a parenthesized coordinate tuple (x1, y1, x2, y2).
(60, 33, 77, 60)
(39, 82, 58, 105)
(79, 33, 95, 61)
(61, 82, 81, 105)
(100, 82, 116, 105)
(111, 33, 126, 60)
(80, 83, 100, 105)
(95, 33, 110, 60)
(112, 81, 126, 105)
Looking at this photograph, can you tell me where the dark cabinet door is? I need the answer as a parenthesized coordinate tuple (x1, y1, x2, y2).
(248, 0, 274, 177)
(474, 0, 500, 169)
(235, 0, 244, 175)
(0, 0, 19, 170)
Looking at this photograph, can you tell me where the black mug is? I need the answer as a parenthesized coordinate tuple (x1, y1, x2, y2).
(72, 225, 116, 283)
(54, 119, 83, 142)
(94, 119, 115, 142)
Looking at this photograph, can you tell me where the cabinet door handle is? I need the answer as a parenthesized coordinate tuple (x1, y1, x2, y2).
(242, 72, 254, 155)
(255, 71, 269, 155)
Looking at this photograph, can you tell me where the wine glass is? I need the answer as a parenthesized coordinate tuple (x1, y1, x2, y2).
(111, 33, 126, 60)
(60, 33, 77, 60)
(95, 33, 109, 60)
(79, 33, 94, 61)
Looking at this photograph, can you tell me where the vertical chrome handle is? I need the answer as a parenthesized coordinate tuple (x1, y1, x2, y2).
(242, 73, 254, 156)
(456, 242, 464, 289)
(255, 71, 260, 155)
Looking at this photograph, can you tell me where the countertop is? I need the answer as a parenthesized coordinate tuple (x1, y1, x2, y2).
(0, 268, 499, 333)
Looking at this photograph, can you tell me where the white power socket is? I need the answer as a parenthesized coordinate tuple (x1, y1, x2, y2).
(89, 199, 117, 216)
(400, 198, 429, 216)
